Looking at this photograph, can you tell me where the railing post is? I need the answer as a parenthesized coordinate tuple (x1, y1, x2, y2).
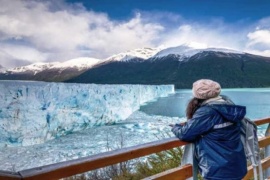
(192, 147, 198, 180)
(181, 144, 198, 180)
(265, 123, 270, 178)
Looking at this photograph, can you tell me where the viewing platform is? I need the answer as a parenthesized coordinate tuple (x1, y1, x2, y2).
(1, 117, 270, 180)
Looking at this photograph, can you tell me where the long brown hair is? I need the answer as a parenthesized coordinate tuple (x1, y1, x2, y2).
(186, 97, 205, 119)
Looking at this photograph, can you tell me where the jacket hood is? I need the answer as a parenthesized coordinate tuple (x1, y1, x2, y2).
(207, 104, 246, 123)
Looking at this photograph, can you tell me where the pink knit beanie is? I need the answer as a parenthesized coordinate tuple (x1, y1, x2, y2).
(192, 79, 221, 99)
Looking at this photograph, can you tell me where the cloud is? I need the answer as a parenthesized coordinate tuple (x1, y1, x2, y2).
(0, 0, 95, 51)
(244, 49, 270, 57)
(83, 13, 164, 57)
(247, 29, 270, 48)
(0, 0, 270, 68)
(243, 17, 270, 56)
(0, 0, 163, 67)
(1, 43, 47, 61)
(0, 50, 32, 68)
(159, 21, 248, 51)
(155, 17, 270, 57)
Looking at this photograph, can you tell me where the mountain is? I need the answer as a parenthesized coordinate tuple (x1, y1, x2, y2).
(66, 46, 270, 88)
(1, 45, 270, 88)
(153, 45, 244, 59)
(0, 47, 160, 81)
(0, 57, 101, 81)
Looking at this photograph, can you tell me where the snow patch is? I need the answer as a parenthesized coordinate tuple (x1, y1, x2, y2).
(5, 57, 101, 74)
(105, 47, 162, 62)
(154, 45, 244, 58)
(52, 57, 101, 70)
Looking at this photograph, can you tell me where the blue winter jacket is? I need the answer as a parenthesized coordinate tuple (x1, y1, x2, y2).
(172, 103, 247, 180)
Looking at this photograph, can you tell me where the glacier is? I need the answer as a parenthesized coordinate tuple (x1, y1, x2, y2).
(0, 81, 174, 147)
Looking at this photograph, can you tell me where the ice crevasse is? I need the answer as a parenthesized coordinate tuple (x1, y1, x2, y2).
(0, 81, 174, 147)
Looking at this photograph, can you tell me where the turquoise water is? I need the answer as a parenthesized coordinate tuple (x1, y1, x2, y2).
(140, 88, 270, 137)
(140, 88, 270, 120)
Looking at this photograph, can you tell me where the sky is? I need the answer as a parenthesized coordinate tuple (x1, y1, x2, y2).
(1, 0, 270, 68)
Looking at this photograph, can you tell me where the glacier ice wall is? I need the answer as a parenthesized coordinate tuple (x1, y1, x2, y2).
(0, 81, 174, 147)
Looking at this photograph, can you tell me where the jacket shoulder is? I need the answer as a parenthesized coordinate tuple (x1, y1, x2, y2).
(195, 105, 218, 116)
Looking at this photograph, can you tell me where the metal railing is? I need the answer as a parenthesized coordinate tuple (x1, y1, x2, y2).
(0, 117, 270, 180)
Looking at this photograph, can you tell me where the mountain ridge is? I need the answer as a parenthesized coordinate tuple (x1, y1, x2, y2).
(2, 45, 247, 73)
(67, 50, 270, 88)
(1, 45, 270, 88)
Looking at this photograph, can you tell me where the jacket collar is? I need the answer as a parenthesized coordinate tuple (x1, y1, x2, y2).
(201, 96, 224, 105)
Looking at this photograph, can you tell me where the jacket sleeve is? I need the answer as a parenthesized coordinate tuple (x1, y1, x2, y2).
(171, 106, 217, 142)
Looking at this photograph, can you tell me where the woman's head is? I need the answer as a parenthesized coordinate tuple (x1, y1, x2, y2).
(186, 79, 221, 119)
(192, 79, 221, 99)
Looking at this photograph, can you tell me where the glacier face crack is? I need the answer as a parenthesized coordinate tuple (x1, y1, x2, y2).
(0, 81, 174, 147)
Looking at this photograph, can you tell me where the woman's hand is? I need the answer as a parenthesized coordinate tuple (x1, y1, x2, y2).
(169, 124, 175, 127)
(169, 122, 186, 127)
(179, 122, 186, 126)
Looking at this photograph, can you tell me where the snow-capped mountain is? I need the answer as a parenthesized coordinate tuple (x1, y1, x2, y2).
(52, 57, 101, 70)
(0, 57, 102, 82)
(9, 62, 55, 74)
(153, 45, 244, 59)
(105, 47, 162, 61)
(2, 45, 244, 75)
(67, 45, 270, 88)
(6, 57, 101, 75)
(3, 47, 160, 75)
(1, 44, 270, 88)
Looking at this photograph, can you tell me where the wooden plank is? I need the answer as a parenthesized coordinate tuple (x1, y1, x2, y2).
(243, 156, 270, 180)
(259, 136, 270, 148)
(19, 137, 187, 180)
(142, 164, 193, 180)
(0, 170, 21, 180)
(254, 117, 270, 126)
(261, 156, 270, 171)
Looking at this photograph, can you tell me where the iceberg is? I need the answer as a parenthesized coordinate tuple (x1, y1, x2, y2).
(0, 81, 174, 147)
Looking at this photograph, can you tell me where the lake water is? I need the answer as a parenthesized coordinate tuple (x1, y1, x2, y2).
(0, 88, 269, 172)
(141, 88, 270, 120)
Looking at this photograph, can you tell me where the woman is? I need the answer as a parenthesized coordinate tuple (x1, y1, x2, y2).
(171, 79, 247, 180)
